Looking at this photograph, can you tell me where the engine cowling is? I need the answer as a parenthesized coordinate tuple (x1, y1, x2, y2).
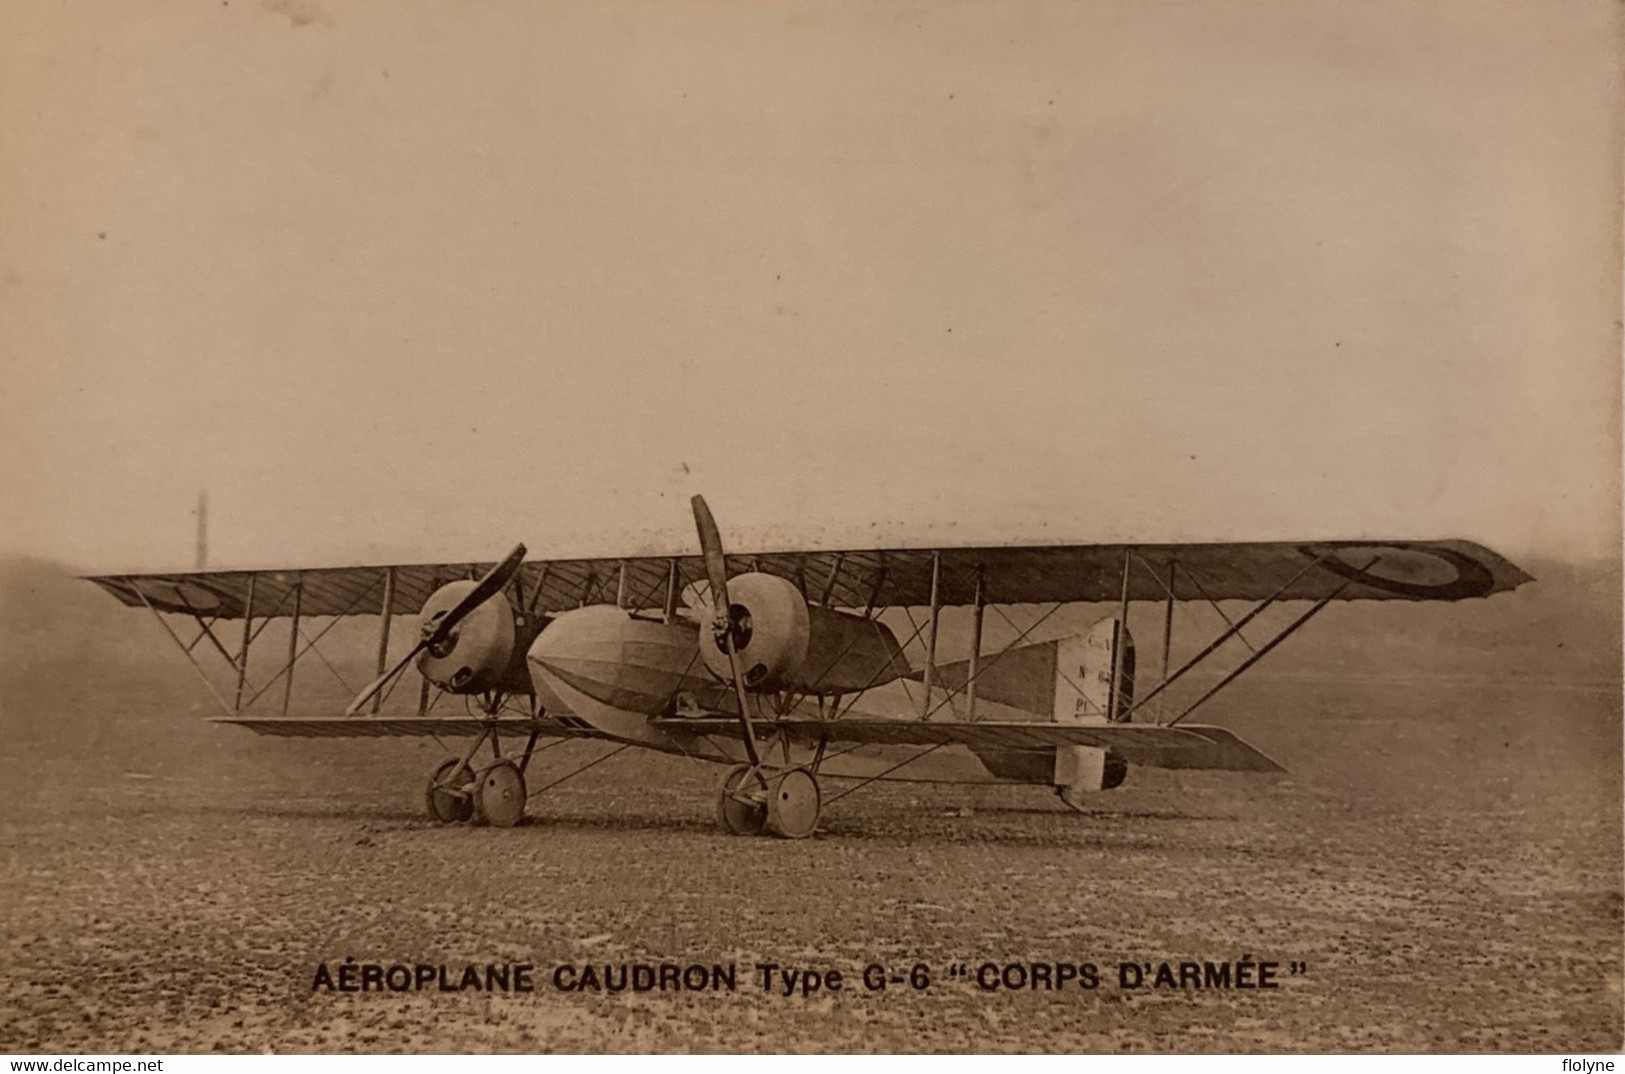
(698, 572, 909, 695)
(416, 580, 529, 694)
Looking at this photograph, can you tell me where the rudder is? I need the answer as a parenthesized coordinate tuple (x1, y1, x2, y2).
(1054, 617, 1135, 724)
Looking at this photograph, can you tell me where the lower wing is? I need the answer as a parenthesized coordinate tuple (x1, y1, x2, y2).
(653, 717, 1285, 773)
(210, 715, 595, 739)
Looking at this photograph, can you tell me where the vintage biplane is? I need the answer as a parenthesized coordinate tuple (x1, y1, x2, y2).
(85, 497, 1531, 838)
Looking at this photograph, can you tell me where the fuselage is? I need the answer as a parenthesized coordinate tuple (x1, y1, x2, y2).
(524, 605, 1005, 783)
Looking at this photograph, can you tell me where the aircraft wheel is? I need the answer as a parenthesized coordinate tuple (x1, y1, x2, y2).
(425, 758, 474, 824)
(716, 764, 768, 835)
(474, 761, 527, 828)
(765, 768, 821, 840)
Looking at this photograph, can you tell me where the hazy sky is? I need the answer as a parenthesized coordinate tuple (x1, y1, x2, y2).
(2, 0, 1619, 573)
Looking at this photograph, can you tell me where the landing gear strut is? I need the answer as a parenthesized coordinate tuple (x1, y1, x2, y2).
(424, 753, 531, 828)
(425, 757, 474, 823)
(421, 708, 541, 828)
(717, 764, 768, 835)
(716, 763, 822, 839)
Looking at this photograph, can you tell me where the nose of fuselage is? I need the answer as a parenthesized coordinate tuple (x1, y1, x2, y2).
(527, 605, 705, 719)
(415, 580, 517, 693)
(527, 605, 629, 709)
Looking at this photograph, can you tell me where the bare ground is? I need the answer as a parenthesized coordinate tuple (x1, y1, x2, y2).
(0, 670, 1619, 1053)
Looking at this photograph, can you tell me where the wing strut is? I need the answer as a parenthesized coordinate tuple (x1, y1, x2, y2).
(282, 576, 303, 716)
(1119, 549, 1339, 723)
(1166, 575, 1357, 726)
(1158, 560, 1175, 723)
(1111, 548, 1132, 722)
(965, 566, 986, 721)
(128, 581, 237, 715)
(234, 573, 257, 711)
(371, 568, 396, 714)
(920, 552, 942, 719)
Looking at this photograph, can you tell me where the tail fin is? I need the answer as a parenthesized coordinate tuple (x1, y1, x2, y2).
(919, 617, 1136, 723)
(1054, 618, 1134, 724)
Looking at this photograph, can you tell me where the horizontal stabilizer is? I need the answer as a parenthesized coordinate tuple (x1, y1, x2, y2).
(1045, 723, 1284, 772)
(654, 717, 1284, 773)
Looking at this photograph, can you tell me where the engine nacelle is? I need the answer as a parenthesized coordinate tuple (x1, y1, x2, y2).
(698, 572, 909, 695)
(416, 581, 537, 695)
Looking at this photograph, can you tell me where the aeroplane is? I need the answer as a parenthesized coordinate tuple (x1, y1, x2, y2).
(84, 496, 1532, 838)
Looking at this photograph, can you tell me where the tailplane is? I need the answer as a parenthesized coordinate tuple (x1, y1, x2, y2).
(930, 619, 1282, 800)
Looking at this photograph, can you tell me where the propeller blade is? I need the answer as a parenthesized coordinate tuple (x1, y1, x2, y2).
(690, 495, 731, 629)
(344, 640, 430, 716)
(689, 494, 761, 767)
(720, 631, 761, 768)
(433, 543, 528, 646)
(341, 542, 527, 717)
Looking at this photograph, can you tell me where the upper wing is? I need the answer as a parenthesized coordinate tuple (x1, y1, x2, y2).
(654, 717, 1284, 773)
(84, 538, 1530, 620)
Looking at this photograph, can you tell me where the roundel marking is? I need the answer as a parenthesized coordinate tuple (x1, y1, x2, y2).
(1297, 543, 1497, 600)
(117, 577, 241, 616)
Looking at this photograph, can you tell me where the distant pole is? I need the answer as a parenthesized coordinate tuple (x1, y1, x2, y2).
(194, 490, 209, 570)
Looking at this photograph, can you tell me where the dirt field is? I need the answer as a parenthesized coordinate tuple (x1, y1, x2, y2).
(1, 561, 1620, 1052)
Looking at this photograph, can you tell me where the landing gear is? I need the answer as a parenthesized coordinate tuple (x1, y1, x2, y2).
(425, 757, 474, 823)
(473, 760, 527, 828)
(717, 764, 768, 835)
(764, 768, 821, 839)
(716, 764, 822, 839)
(421, 709, 541, 828)
(425, 755, 528, 827)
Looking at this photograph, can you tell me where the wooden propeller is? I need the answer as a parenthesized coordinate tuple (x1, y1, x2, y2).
(343, 543, 527, 717)
(690, 495, 762, 767)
